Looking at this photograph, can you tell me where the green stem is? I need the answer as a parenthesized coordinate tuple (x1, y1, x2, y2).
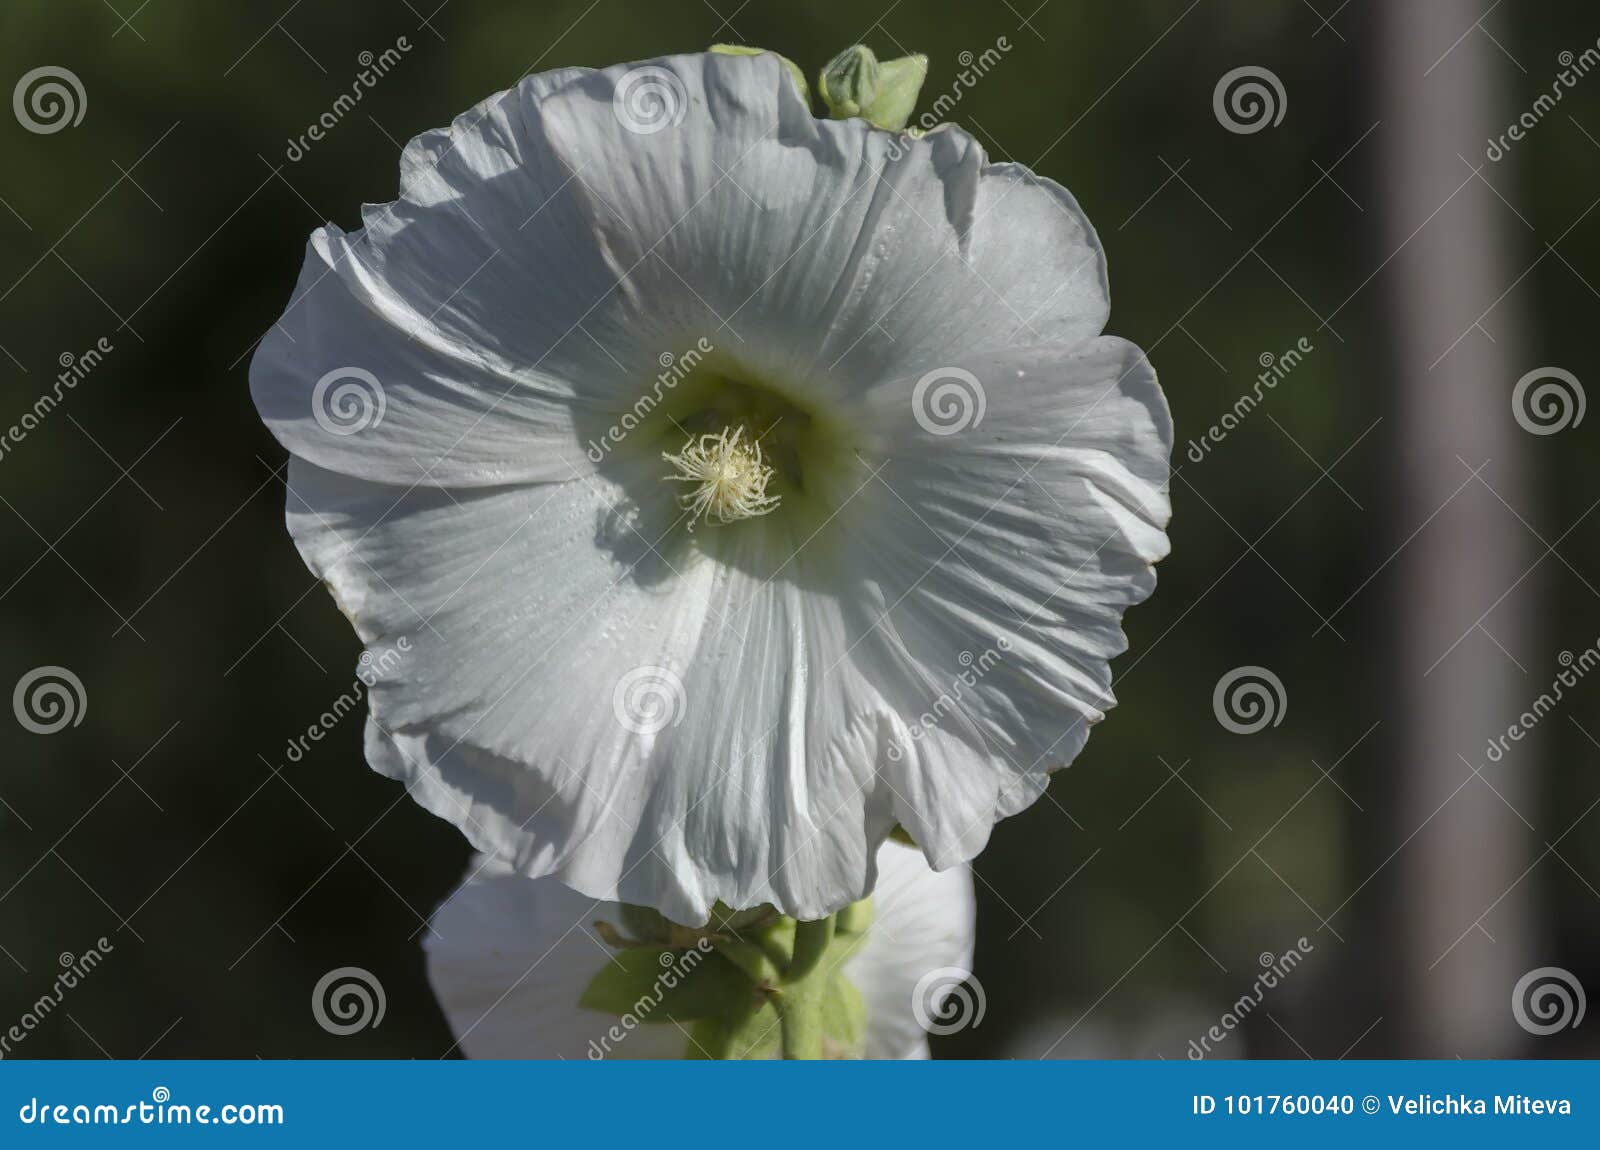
(776, 982, 825, 1059)
(712, 937, 780, 986)
(787, 916, 836, 983)
(777, 916, 836, 1059)
(755, 918, 796, 969)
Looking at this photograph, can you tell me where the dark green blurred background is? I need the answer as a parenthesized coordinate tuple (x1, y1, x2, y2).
(2, 0, 1597, 1059)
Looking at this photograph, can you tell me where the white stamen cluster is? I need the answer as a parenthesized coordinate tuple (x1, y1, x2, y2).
(662, 425, 781, 528)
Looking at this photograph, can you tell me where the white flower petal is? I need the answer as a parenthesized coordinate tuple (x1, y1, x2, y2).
(423, 841, 973, 1059)
(526, 55, 1109, 389)
(251, 66, 656, 487)
(423, 853, 686, 1060)
(255, 50, 1169, 924)
(299, 468, 877, 921)
(839, 336, 1172, 865)
(850, 841, 977, 1060)
(252, 53, 1111, 489)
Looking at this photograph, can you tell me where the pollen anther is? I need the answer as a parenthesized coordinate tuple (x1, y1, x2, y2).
(662, 425, 781, 529)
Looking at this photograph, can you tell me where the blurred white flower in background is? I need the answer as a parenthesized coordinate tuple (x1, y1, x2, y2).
(250, 50, 1170, 925)
(426, 841, 974, 1059)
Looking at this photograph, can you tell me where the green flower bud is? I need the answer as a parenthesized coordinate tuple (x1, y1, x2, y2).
(818, 44, 881, 119)
(710, 44, 810, 109)
(819, 45, 928, 130)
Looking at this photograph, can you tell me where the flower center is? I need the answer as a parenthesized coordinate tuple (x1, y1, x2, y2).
(662, 425, 781, 529)
(576, 349, 866, 553)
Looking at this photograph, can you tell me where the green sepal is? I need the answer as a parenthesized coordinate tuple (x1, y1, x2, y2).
(861, 53, 927, 130)
(594, 903, 875, 1058)
(577, 947, 752, 1022)
(821, 970, 867, 1058)
(710, 44, 810, 108)
(686, 998, 783, 1060)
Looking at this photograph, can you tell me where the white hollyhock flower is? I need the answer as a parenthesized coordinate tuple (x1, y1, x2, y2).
(426, 841, 975, 1059)
(251, 51, 1170, 925)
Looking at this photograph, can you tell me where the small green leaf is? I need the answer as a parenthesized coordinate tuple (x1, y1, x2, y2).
(578, 947, 752, 1022)
(687, 998, 783, 1060)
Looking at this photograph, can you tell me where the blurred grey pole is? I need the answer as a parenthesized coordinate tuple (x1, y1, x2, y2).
(1376, 3, 1533, 1055)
